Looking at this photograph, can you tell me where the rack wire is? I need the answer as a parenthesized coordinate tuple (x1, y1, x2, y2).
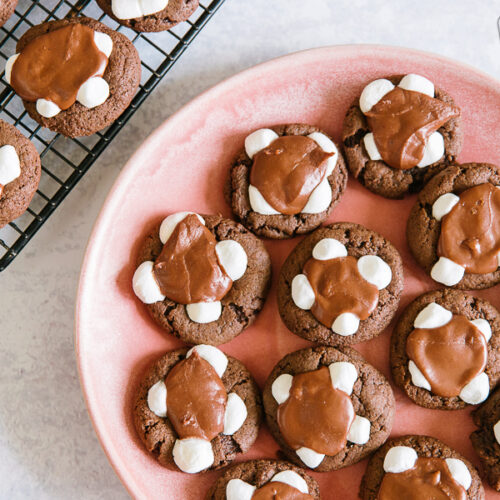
(0, 0, 225, 271)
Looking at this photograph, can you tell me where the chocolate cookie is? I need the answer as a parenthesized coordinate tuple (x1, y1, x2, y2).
(133, 346, 262, 473)
(342, 74, 462, 199)
(206, 459, 321, 499)
(7, 17, 141, 137)
(0, 0, 16, 27)
(133, 212, 272, 345)
(96, 0, 199, 32)
(359, 435, 484, 500)
(278, 222, 403, 346)
(391, 289, 500, 410)
(407, 163, 500, 289)
(262, 346, 395, 472)
(226, 123, 348, 239)
(0, 119, 41, 228)
(470, 388, 500, 491)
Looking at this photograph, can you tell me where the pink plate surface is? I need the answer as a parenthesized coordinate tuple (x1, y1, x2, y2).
(76, 45, 500, 499)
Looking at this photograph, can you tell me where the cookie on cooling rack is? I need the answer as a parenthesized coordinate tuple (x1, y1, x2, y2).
(0, 0, 17, 28)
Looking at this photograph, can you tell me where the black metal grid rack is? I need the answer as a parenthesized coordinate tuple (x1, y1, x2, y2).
(0, 0, 225, 271)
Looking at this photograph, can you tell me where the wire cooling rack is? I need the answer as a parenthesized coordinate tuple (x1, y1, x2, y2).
(0, 0, 225, 271)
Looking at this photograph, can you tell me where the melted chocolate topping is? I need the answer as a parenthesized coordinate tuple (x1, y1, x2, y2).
(252, 482, 313, 500)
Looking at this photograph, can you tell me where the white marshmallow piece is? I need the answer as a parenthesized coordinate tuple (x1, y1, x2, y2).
(312, 238, 347, 261)
(226, 479, 256, 500)
(414, 302, 452, 329)
(36, 99, 61, 118)
(111, 0, 169, 19)
(363, 132, 382, 161)
(271, 374, 293, 405)
(493, 420, 500, 446)
(248, 184, 280, 215)
(4, 53, 19, 85)
(417, 132, 444, 168)
(329, 361, 358, 395)
(332, 312, 360, 336)
(346, 415, 371, 445)
(301, 178, 333, 214)
(147, 380, 167, 417)
(296, 447, 325, 469)
(470, 318, 492, 342)
(357, 255, 392, 290)
(215, 240, 247, 281)
(223, 393, 247, 435)
(398, 74, 435, 97)
(159, 211, 205, 244)
(186, 344, 228, 378)
(459, 372, 489, 405)
(307, 131, 338, 175)
(0, 145, 21, 186)
(271, 471, 309, 494)
(186, 301, 222, 324)
(291, 274, 315, 310)
(244, 128, 279, 159)
(132, 261, 165, 304)
(359, 79, 395, 114)
(172, 438, 214, 474)
(432, 193, 460, 221)
(76, 77, 109, 109)
(93, 31, 113, 58)
(383, 446, 418, 473)
(431, 257, 465, 286)
(445, 458, 472, 490)
(408, 360, 432, 391)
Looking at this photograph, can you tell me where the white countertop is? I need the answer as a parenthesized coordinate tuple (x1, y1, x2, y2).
(1, 1, 499, 498)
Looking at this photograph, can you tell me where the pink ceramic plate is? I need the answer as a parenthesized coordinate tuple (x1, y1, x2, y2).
(76, 45, 500, 499)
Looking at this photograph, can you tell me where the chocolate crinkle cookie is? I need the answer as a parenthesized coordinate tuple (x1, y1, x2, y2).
(0, 0, 17, 28)
(278, 222, 403, 346)
(226, 123, 348, 239)
(342, 73, 462, 199)
(206, 459, 321, 499)
(133, 346, 262, 473)
(407, 162, 500, 289)
(262, 346, 395, 472)
(470, 388, 500, 491)
(391, 289, 500, 410)
(359, 435, 484, 500)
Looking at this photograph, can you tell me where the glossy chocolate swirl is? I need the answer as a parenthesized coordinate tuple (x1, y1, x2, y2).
(252, 482, 313, 500)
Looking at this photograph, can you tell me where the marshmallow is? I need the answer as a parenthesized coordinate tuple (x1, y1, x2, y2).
(470, 318, 492, 342)
(363, 133, 382, 161)
(359, 79, 395, 113)
(132, 261, 165, 304)
(186, 344, 228, 378)
(226, 479, 256, 500)
(329, 361, 358, 395)
(159, 212, 205, 244)
(357, 255, 392, 290)
(408, 360, 432, 391)
(291, 274, 315, 310)
(307, 131, 338, 175)
(186, 301, 222, 323)
(215, 240, 247, 281)
(332, 312, 360, 336)
(494, 420, 500, 446)
(445, 458, 472, 490)
(296, 447, 325, 469)
(383, 446, 418, 473)
(172, 438, 214, 473)
(432, 193, 460, 221)
(301, 178, 333, 214)
(36, 99, 61, 118)
(111, 0, 169, 19)
(271, 374, 293, 404)
(417, 132, 444, 168)
(459, 372, 489, 405)
(147, 380, 167, 417)
(245, 128, 279, 159)
(312, 238, 347, 260)
(4, 53, 19, 85)
(0, 145, 21, 186)
(76, 77, 109, 109)
(431, 257, 465, 286)
(93, 31, 113, 58)
(414, 302, 452, 329)
(223, 393, 247, 435)
(271, 471, 309, 494)
(398, 74, 435, 97)
(248, 184, 280, 215)
(346, 415, 371, 445)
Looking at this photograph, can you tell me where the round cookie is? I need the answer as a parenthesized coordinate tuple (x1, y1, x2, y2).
(391, 289, 500, 410)
(206, 460, 321, 499)
(0, 0, 16, 28)
(278, 222, 403, 346)
(134, 212, 272, 345)
(262, 346, 395, 472)
(407, 162, 500, 289)
(96, 0, 199, 32)
(133, 346, 262, 473)
(0, 119, 41, 228)
(359, 435, 484, 500)
(226, 123, 348, 239)
(9, 17, 141, 137)
(342, 74, 462, 199)
(470, 388, 500, 491)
